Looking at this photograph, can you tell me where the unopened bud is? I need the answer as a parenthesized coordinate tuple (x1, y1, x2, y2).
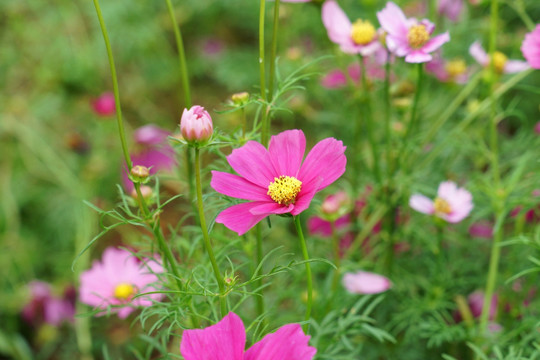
(130, 165, 150, 183)
(180, 105, 213, 145)
(321, 191, 349, 215)
(231, 92, 249, 106)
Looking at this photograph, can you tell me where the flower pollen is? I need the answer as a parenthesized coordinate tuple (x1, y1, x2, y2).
(267, 176, 302, 205)
(434, 197, 452, 214)
(491, 51, 508, 73)
(351, 19, 376, 45)
(114, 283, 135, 301)
(445, 59, 467, 78)
(407, 24, 430, 49)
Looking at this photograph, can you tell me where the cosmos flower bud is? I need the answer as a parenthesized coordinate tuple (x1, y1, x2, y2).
(180, 105, 213, 145)
(130, 165, 150, 183)
(92, 92, 116, 117)
(321, 191, 349, 215)
(231, 92, 249, 106)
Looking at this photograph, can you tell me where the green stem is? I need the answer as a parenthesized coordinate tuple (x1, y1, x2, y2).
(259, 0, 269, 146)
(194, 148, 227, 317)
(255, 224, 265, 319)
(165, 0, 191, 108)
(403, 63, 424, 145)
(294, 215, 312, 332)
(268, 0, 280, 101)
(92, 0, 131, 170)
(330, 220, 341, 292)
(241, 107, 247, 139)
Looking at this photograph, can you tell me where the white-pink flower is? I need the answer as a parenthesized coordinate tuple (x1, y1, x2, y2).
(469, 41, 529, 74)
(409, 181, 473, 223)
(342, 271, 392, 294)
(322, 0, 381, 56)
(377, 2, 450, 63)
(521, 24, 540, 69)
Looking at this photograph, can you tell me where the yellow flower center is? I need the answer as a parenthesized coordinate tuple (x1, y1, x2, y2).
(407, 24, 430, 49)
(445, 59, 467, 78)
(433, 197, 452, 214)
(114, 283, 135, 300)
(267, 176, 302, 205)
(491, 51, 508, 74)
(351, 19, 376, 45)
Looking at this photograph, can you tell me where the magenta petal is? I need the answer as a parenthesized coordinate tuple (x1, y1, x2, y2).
(180, 312, 246, 360)
(342, 271, 392, 294)
(268, 129, 306, 176)
(211, 171, 269, 201)
(322, 1, 352, 46)
(377, 2, 409, 37)
(321, 70, 348, 89)
(421, 32, 450, 53)
(409, 194, 434, 214)
(504, 60, 530, 73)
(250, 202, 293, 215)
(291, 177, 323, 216)
(245, 324, 316, 360)
(227, 141, 277, 188)
(298, 138, 346, 192)
(470, 41, 489, 66)
(216, 202, 272, 236)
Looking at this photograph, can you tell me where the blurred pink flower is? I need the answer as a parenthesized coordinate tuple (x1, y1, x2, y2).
(211, 130, 346, 235)
(22, 281, 75, 326)
(180, 105, 214, 144)
(468, 291, 497, 320)
(468, 222, 493, 238)
(321, 69, 348, 89)
(307, 215, 350, 237)
(79, 248, 164, 319)
(180, 312, 316, 360)
(437, 0, 463, 22)
(91, 92, 116, 117)
(426, 54, 469, 83)
(377, 1, 450, 63)
(521, 24, 540, 69)
(469, 41, 529, 74)
(342, 271, 392, 294)
(409, 181, 473, 223)
(200, 38, 225, 58)
(322, 0, 381, 56)
(535, 121, 540, 134)
(511, 189, 540, 223)
(321, 191, 350, 215)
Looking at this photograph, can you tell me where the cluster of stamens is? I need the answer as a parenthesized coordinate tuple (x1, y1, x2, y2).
(351, 19, 376, 45)
(114, 283, 136, 301)
(407, 24, 430, 49)
(267, 176, 302, 205)
(433, 197, 452, 214)
(445, 59, 467, 78)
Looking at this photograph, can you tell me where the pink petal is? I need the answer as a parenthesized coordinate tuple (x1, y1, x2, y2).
(216, 201, 273, 236)
(268, 129, 306, 177)
(298, 138, 346, 192)
(227, 141, 277, 188)
(405, 51, 433, 63)
(437, 181, 458, 198)
(211, 171, 269, 201)
(321, 70, 348, 89)
(342, 271, 392, 294)
(470, 41, 489, 66)
(307, 216, 332, 237)
(504, 60, 530, 73)
(245, 324, 316, 360)
(322, 1, 352, 46)
(290, 177, 323, 216)
(409, 194, 434, 214)
(387, 35, 410, 56)
(180, 312, 246, 360)
(377, 2, 409, 37)
(521, 25, 540, 69)
(421, 32, 450, 53)
(250, 202, 293, 215)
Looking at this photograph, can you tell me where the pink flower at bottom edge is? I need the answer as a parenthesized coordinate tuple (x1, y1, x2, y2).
(342, 271, 392, 294)
(211, 130, 347, 236)
(180, 312, 316, 360)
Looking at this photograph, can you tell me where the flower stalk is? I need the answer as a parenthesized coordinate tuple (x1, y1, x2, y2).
(294, 215, 313, 332)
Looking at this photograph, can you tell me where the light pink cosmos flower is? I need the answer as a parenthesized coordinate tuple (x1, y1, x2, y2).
(22, 281, 75, 326)
(437, 0, 464, 22)
(211, 130, 346, 235)
(377, 2, 450, 63)
(180, 105, 214, 144)
(342, 271, 392, 294)
(79, 248, 164, 319)
(468, 222, 493, 239)
(322, 0, 381, 56)
(521, 24, 540, 69)
(91, 92, 116, 117)
(180, 312, 316, 360)
(469, 41, 529, 74)
(425, 54, 469, 84)
(409, 181, 473, 223)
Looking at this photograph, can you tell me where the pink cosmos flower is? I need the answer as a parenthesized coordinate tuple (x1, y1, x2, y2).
(469, 41, 529, 74)
(468, 222, 493, 239)
(308, 215, 350, 237)
(322, 0, 381, 56)
(79, 248, 164, 319)
(91, 92, 116, 116)
(22, 281, 75, 326)
(180, 312, 316, 360)
(425, 54, 469, 84)
(342, 271, 392, 294)
(437, 0, 464, 22)
(535, 121, 540, 134)
(211, 130, 346, 235)
(409, 181, 473, 223)
(122, 125, 177, 192)
(377, 2, 450, 63)
(521, 24, 540, 69)
(180, 105, 214, 144)
(321, 69, 348, 88)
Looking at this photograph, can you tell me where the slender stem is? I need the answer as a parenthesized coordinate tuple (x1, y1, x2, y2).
(194, 148, 227, 316)
(92, 0, 131, 170)
(268, 0, 280, 101)
(403, 63, 424, 144)
(330, 220, 341, 292)
(255, 224, 265, 319)
(164, 0, 191, 108)
(241, 107, 247, 139)
(294, 215, 312, 332)
(259, 0, 269, 146)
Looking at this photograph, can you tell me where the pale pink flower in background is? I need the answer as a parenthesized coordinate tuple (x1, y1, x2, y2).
(321, 69, 348, 88)
(79, 248, 164, 319)
(377, 1, 450, 63)
(511, 189, 540, 223)
(321, 191, 350, 215)
(409, 181, 473, 223)
(211, 130, 346, 235)
(307, 215, 350, 237)
(91, 92, 116, 116)
(468, 222, 493, 238)
(425, 54, 469, 84)
(22, 281, 75, 326)
(469, 41, 529, 74)
(521, 25, 540, 69)
(200, 37, 225, 58)
(180, 105, 214, 144)
(342, 271, 392, 294)
(468, 291, 497, 320)
(180, 312, 316, 360)
(321, 60, 388, 89)
(437, 0, 464, 22)
(322, 0, 381, 56)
